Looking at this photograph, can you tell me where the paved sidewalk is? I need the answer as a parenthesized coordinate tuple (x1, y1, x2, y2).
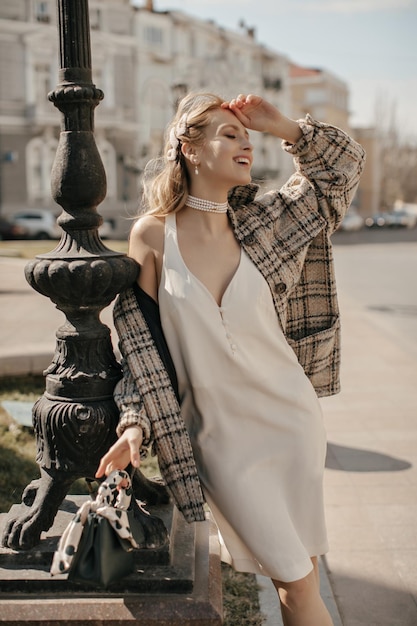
(0, 256, 115, 376)
(1, 255, 417, 625)
(319, 289, 417, 626)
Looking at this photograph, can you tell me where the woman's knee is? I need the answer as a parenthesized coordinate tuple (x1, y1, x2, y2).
(273, 569, 317, 611)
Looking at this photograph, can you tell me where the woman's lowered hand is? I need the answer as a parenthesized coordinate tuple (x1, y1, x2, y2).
(95, 425, 143, 478)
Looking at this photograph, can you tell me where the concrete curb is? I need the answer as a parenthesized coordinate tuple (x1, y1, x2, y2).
(0, 349, 53, 377)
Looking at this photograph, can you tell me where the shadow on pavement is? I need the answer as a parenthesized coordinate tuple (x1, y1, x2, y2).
(368, 304, 417, 317)
(324, 564, 417, 626)
(326, 443, 412, 472)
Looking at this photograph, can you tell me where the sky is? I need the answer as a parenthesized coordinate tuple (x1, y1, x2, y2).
(137, 0, 417, 141)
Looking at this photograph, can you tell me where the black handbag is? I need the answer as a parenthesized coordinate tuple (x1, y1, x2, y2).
(67, 511, 134, 587)
(51, 470, 140, 588)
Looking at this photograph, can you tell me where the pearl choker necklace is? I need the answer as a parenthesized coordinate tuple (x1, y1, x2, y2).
(186, 195, 229, 213)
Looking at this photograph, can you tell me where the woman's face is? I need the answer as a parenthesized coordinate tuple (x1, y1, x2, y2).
(196, 108, 253, 189)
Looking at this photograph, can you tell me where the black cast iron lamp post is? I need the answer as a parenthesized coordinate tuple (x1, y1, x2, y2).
(1, 0, 167, 551)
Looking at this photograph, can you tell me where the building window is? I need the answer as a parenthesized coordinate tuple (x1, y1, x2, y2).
(26, 136, 58, 202)
(263, 77, 282, 91)
(90, 8, 101, 31)
(189, 32, 196, 57)
(35, 1, 51, 23)
(34, 62, 51, 105)
(97, 139, 116, 199)
(305, 87, 326, 105)
(144, 26, 163, 46)
(312, 106, 326, 121)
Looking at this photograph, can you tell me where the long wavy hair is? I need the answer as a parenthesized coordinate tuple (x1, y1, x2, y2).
(140, 92, 225, 216)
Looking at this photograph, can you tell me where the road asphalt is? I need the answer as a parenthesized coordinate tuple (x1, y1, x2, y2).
(1, 253, 416, 625)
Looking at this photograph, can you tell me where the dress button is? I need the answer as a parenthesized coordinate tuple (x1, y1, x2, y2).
(242, 234, 256, 246)
(275, 282, 287, 294)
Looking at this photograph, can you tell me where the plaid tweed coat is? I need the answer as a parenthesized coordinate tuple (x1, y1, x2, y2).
(113, 115, 366, 522)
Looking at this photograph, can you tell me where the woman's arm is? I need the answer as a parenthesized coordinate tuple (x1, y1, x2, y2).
(95, 360, 153, 478)
(224, 94, 365, 231)
(281, 115, 366, 230)
(96, 216, 164, 478)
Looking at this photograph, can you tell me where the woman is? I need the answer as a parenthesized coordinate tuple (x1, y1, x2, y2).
(96, 93, 365, 624)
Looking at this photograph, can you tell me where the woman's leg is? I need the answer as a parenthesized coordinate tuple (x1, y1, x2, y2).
(272, 558, 333, 626)
(310, 556, 320, 589)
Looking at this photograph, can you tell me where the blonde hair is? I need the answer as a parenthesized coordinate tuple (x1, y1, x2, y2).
(140, 92, 225, 216)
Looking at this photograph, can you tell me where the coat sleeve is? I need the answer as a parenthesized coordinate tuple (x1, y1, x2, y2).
(113, 289, 206, 521)
(113, 286, 179, 447)
(281, 114, 366, 232)
(114, 363, 152, 448)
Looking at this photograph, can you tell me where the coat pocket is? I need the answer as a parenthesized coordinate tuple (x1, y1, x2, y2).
(287, 316, 341, 395)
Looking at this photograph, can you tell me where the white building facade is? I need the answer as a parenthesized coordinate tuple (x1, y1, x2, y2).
(134, 5, 294, 189)
(0, 0, 314, 230)
(0, 0, 140, 226)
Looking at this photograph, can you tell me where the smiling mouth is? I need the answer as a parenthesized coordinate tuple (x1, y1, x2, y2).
(234, 157, 251, 165)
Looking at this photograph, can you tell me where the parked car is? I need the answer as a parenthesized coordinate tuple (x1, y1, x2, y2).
(99, 218, 116, 240)
(365, 210, 417, 229)
(386, 210, 417, 229)
(339, 208, 364, 231)
(9, 209, 116, 240)
(11, 209, 60, 239)
(365, 213, 388, 228)
(0, 215, 29, 240)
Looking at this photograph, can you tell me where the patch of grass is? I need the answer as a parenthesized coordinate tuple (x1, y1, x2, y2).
(0, 239, 128, 259)
(0, 404, 39, 512)
(222, 563, 265, 626)
(0, 375, 161, 506)
(0, 376, 92, 506)
(0, 375, 45, 401)
(0, 240, 63, 259)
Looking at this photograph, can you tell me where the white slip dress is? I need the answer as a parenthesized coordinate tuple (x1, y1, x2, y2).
(158, 213, 329, 582)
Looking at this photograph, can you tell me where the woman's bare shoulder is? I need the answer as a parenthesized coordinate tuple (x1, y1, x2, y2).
(129, 214, 165, 255)
(129, 215, 165, 300)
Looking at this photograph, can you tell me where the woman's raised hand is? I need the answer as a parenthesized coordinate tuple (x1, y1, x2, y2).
(223, 94, 302, 144)
(222, 94, 281, 133)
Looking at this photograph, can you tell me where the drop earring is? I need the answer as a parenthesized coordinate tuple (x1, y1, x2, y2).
(194, 164, 199, 176)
